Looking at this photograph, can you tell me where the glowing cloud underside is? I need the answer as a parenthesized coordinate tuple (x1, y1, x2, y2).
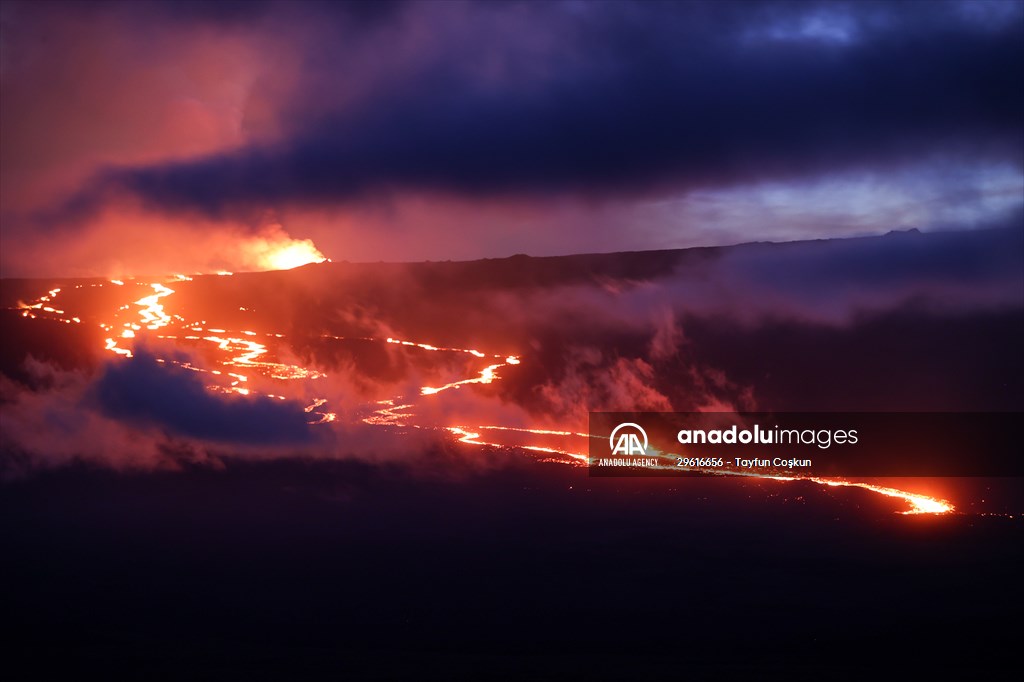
(261, 240, 327, 270)
(239, 225, 327, 272)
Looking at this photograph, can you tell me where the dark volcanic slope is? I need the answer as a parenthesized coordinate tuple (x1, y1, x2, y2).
(3, 459, 1022, 679)
(4, 225, 1022, 411)
(2, 226, 1022, 678)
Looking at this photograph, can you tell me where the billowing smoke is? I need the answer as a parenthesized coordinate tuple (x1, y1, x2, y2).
(2, 226, 1020, 475)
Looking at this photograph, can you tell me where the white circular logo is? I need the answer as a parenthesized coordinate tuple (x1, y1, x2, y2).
(609, 422, 648, 456)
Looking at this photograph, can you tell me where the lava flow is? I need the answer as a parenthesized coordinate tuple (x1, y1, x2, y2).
(16, 276, 336, 422)
(9, 274, 957, 516)
(797, 478, 954, 515)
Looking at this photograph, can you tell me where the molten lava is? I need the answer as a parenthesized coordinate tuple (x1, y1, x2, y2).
(10, 276, 959, 516)
(262, 241, 326, 270)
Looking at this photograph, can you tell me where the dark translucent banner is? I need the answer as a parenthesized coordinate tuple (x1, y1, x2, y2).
(588, 412, 1024, 477)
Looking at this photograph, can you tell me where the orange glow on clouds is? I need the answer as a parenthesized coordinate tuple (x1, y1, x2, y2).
(3, 202, 328, 278)
(206, 223, 327, 273)
(13, 279, 960, 516)
(257, 237, 327, 270)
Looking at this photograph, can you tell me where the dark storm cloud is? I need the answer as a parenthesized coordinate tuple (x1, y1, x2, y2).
(4, 0, 402, 27)
(61, 0, 1023, 217)
(93, 351, 314, 445)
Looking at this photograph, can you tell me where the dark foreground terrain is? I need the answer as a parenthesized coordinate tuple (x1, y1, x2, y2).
(3, 457, 1022, 680)
(3, 226, 1023, 679)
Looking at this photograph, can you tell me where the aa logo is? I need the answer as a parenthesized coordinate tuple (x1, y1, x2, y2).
(610, 422, 648, 456)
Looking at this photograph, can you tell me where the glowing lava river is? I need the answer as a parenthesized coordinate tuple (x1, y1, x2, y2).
(11, 273, 955, 516)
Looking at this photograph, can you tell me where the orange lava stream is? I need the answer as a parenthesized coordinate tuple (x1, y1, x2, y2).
(136, 283, 175, 329)
(17, 288, 73, 322)
(421, 362, 506, 395)
(386, 337, 489, 358)
(443, 426, 589, 462)
(363, 400, 415, 426)
(346, 334, 959, 515)
(440, 431, 955, 514)
(769, 476, 954, 515)
(15, 277, 335, 423)
(9, 280, 958, 515)
(475, 424, 593, 438)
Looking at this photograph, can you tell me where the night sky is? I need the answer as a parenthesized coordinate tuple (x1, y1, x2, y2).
(1, 0, 1021, 276)
(2, 2, 1023, 679)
